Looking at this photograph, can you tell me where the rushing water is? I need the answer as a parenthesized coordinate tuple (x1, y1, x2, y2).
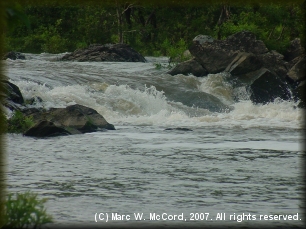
(3, 53, 305, 227)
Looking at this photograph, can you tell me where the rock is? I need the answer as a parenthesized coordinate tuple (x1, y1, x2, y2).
(2, 80, 24, 105)
(249, 68, 292, 104)
(287, 55, 306, 82)
(193, 35, 214, 45)
(22, 104, 115, 135)
(225, 52, 263, 76)
(189, 41, 239, 74)
(224, 31, 269, 54)
(258, 51, 288, 79)
(293, 80, 305, 108)
(164, 127, 193, 131)
(167, 58, 208, 77)
(3, 51, 26, 60)
(2, 80, 25, 111)
(284, 38, 305, 62)
(171, 31, 276, 76)
(61, 43, 146, 62)
(24, 120, 71, 137)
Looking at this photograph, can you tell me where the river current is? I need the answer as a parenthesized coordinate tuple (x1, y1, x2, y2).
(2, 53, 305, 227)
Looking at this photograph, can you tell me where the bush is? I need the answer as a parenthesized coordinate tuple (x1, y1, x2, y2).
(7, 110, 34, 133)
(3, 191, 53, 228)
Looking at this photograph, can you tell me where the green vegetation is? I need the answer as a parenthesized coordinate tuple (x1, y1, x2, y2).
(3, 2, 305, 57)
(7, 110, 34, 133)
(3, 191, 53, 228)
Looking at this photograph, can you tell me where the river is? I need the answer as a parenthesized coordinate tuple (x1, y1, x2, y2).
(3, 53, 305, 227)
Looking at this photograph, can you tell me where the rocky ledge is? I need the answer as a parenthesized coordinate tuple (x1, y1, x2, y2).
(168, 31, 305, 108)
(61, 43, 146, 62)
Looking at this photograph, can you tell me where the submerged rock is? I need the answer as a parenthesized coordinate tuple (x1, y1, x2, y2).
(61, 43, 146, 62)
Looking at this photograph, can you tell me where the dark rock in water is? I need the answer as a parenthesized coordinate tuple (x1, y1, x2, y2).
(27, 96, 43, 105)
(24, 120, 71, 137)
(165, 127, 193, 131)
(249, 68, 291, 104)
(167, 58, 208, 77)
(287, 55, 306, 82)
(292, 80, 306, 108)
(22, 104, 115, 137)
(61, 43, 146, 62)
(2, 80, 24, 110)
(3, 51, 26, 60)
(284, 38, 305, 62)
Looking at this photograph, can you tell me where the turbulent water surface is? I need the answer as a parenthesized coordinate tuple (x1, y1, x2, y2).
(3, 53, 305, 227)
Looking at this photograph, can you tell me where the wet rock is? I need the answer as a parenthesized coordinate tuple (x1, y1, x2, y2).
(2, 80, 24, 105)
(24, 120, 71, 137)
(3, 51, 26, 60)
(249, 68, 292, 104)
(61, 43, 146, 62)
(293, 80, 306, 108)
(167, 58, 208, 77)
(22, 104, 115, 135)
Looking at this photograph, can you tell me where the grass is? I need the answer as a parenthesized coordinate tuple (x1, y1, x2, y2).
(7, 110, 35, 133)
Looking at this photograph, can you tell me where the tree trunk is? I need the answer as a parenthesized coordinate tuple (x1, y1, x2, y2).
(116, 6, 123, 43)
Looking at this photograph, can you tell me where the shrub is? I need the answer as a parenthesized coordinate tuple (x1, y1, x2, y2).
(3, 191, 53, 228)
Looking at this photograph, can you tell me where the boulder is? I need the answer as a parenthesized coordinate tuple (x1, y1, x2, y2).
(187, 31, 272, 75)
(189, 41, 239, 74)
(167, 58, 208, 77)
(258, 51, 288, 79)
(22, 104, 115, 135)
(284, 38, 305, 62)
(3, 51, 26, 60)
(286, 55, 306, 82)
(61, 43, 146, 62)
(24, 121, 71, 137)
(2, 80, 24, 105)
(2, 80, 24, 111)
(249, 68, 292, 104)
(225, 52, 263, 76)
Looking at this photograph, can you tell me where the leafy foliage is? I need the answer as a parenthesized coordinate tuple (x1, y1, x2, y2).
(3, 3, 305, 55)
(7, 110, 34, 134)
(3, 191, 53, 228)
